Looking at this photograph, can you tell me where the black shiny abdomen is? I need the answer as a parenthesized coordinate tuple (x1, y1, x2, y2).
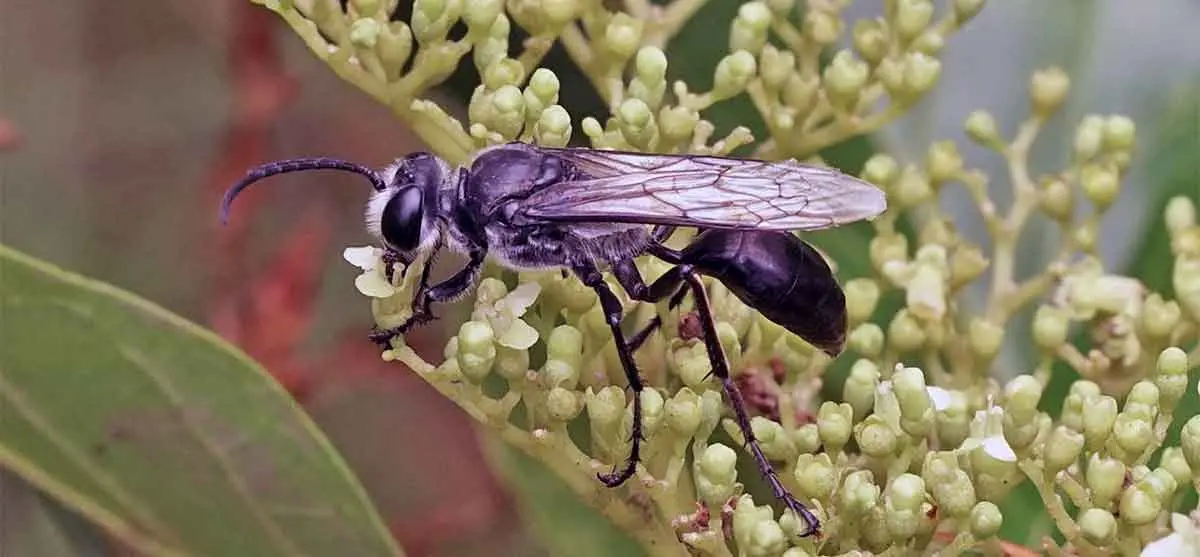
(683, 230, 847, 355)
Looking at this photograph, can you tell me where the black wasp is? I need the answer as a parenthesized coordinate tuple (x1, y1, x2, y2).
(220, 141, 887, 535)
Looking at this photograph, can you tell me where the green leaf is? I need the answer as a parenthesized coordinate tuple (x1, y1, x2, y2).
(0, 244, 402, 557)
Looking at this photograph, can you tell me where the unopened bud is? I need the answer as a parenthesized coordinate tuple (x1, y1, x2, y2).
(969, 502, 1003, 538)
(1102, 115, 1136, 152)
(712, 51, 757, 101)
(1078, 508, 1117, 546)
(965, 110, 1002, 148)
(1030, 66, 1070, 117)
(894, 0, 934, 42)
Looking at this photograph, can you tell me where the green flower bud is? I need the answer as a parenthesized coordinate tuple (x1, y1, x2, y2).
(862, 153, 900, 189)
(350, 17, 381, 48)
(1086, 455, 1126, 506)
(1140, 294, 1181, 341)
(456, 321, 496, 382)
(1003, 375, 1043, 424)
(1181, 416, 1200, 471)
(1155, 347, 1189, 410)
(817, 401, 854, 452)
(1165, 196, 1197, 234)
(969, 318, 1005, 360)
(634, 46, 668, 83)
(603, 13, 643, 61)
(1082, 395, 1118, 451)
(1040, 177, 1074, 221)
(1080, 163, 1120, 209)
(894, 164, 934, 208)
(1032, 305, 1071, 351)
(855, 415, 899, 458)
(781, 73, 820, 113)
(895, 0, 934, 42)
(965, 110, 1002, 148)
(547, 387, 582, 421)
(545, 324, 583, 369)
(1159, 447, 1191, 487)
(950, 244, 989, 289)
(792, 423, 821, 454)
(912, 30, 945, 55)
(1030, 66, 1070, 117)
(969, 501, 1003, 538)
(926, 140, 964, 184)
(1102, 115, 1135, 152)
(540, 359, 579, 390)
(665, 387, 702, 438)
(794, 453, 836, 501)
(802, 8, 842, 45)
(1174, 254, 1200, 318)
(524, 68, 559, 109)
(493, 345, 530, 380)
(487, 84, 526, 138)
(901, 52, 942, 97)
(870, 233, 909, 274)
(885, 474, 926, 540)
(860, 507, 892, 553)
(672, 342, 713, 389)
(745, 519, 786, 556)
(1078, 508, 1117, 546)
(658, 105, 700, 144)
(765, 0, 793, 14)
(851, 18, 888, 64)
(844, 359, 881, 419)
(752, 417, 796, 461)
(1061, 380, 1101, 431)
(840, 470, 880, 515)
(729, 1, 772, 53)
(1143, 468, 1178, 502)
(712, 50, 757, 101)
(586, 385, 626, 430)
(1042, 425, 1084, 472)
(930, 467, 976, 518)
(638, 388, 666, 436)
(935, 389, 971, 449)
(894, 366, 933, 436)
(534, 105, 572, 147)
(953, 0, 985, 23)
(1118, 483, 1161, 526)
(412, 0, 462, 44)
(696, 390, 725, 440)
(1123, 381, 1159, 422)
(377, 22, 414, 80)
(844, 278, 881, 323)
(758, 45, 795, 91)
(888, 309, 927, 353)
(848, 323, 885, 357)
(822, 50, 869, 109)
(462, 0, 503, 31)
(616, 97, 656, 149)
(1072, 114, 1104, 162)
(695, 443, 739, 505)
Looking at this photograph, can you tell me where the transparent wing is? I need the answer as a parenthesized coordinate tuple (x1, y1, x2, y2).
(520, 148, 888, 231)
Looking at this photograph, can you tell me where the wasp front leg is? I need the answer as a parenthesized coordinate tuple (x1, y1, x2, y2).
(369, 246, 486, 347)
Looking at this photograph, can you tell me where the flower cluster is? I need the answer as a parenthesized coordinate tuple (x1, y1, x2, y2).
(257, 0, 1198, 554)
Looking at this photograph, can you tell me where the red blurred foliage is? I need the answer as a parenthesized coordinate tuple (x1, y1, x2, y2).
(198, 3, 527, 555)
(0, 117, 19, 151)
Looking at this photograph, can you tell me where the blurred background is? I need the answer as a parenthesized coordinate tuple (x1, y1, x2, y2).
(1, 0, 1197, 555)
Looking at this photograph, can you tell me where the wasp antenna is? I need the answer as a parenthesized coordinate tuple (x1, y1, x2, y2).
(219, 157, 387, 225)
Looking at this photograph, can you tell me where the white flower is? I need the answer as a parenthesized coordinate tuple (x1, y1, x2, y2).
(1142, 512, 1200, 557)
(958, 404, 1016, 462)
(926, 386, 956, 412)
(472, 280, 542, 349)
(343, 246, 397, 298)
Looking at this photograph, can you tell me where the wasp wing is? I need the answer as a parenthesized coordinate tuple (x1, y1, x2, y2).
(519, 148, 888, 231)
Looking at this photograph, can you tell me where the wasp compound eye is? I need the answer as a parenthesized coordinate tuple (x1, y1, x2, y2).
(381, 186, 424, 252)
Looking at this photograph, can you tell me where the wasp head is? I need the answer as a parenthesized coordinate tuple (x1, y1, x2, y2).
(365, 152, 450, 263)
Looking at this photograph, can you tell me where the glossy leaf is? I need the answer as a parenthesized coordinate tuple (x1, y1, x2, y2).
(0, 244, 402, 557)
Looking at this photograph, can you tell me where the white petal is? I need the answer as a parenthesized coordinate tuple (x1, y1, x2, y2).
(926, 386, 955, 412)
(355, 270, 397, 298)
(981, 435, 1017, 462)
(497, 318, 539, 349)
(343, 246, 382, 271)
(1141, 533, 1184, 557)
(503, 282, 542, 316)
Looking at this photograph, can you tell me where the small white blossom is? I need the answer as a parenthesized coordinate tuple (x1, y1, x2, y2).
(958, 404, 1017, 462)
(1142, 512, 1200, 557)
(343, 246, 398, 298)
(472, 281, 542, 349)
